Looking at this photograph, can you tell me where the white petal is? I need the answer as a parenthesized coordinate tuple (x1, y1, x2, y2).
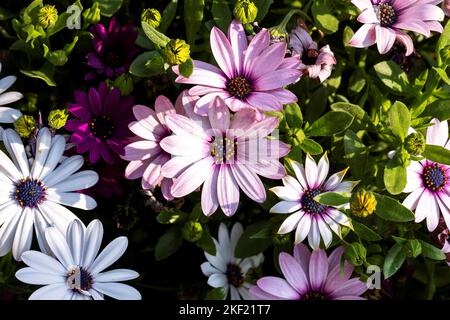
(317, 217, 333, 248)
(42, 155, 84, 187)
(402, 187, 424, 210)
(207, 273, 228, 288)
(327, 209, 351, 227)
(218, 223, 231, 261)
(16, 267, 65, 285)
(0, 205, 22, 257)
(89, 289, 104, 300)
(288, 159, 308, 190)
(0, 92, 23, 106)
(270, 200, 301, 214)
(230, 286, 241, 300)
(30, 128, 52, 179)
(0, 107, 22, 123)
(93, 282, 141, 300)
(82, 219, 104, 268)
(94, 269, 139, 282)
(323, 169, 348, 191)
(307, 218, 321, 250)
(415, 190, 434, 224)
(295, 214, 312, 244)
(33, 212, 51, 255)
(201, 262, 220, 276)
(0, 75, 16, 94)
(28, 283, 72, 300)
(47, 191, 97, 210)
(278, 211, 304, 234)
(270, 186, 300, 201)
(39, 135, 66, 180)
(66, 219, 85, 266)
(38, 201, 78, 235)
(89, 237, 128, 274)
(49, 171, 99, 193)
(12, 207, 34, 261)
(230, 222, 244, 256)
(3, 129, 29, 177)
(282, 175, 303, 193)
(21, 250, 67, 275)
(316, 153, 330, 186)
(45, 226, 75, 269)
(426, 118, 448, 147)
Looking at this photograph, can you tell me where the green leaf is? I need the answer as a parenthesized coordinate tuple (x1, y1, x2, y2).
(235, 221, 272, 258)
(156, 209, 188, 224)
(373, 193, 415, 222)
(205, 287, 227, 300)
(384, 157, 407, 195)
(311, 0, 340, 34)
(389, 101, 410, 141)
(423, 144, 450, 165)
(184, 0, 205, 46)
(352, 220, 382, 242)
(419, 100, 450, 121)
(211, 0, 231, 32)
(345, 242, 367, 266)
(284, 103, 303, 129)
(21, 63, 56, 86)
(141, 22, 170, 47)
(179, 58, 194, 77)
(306, 111, 354, 137)
(0, 8, 14, 21)
(419, 240, 446, 260)
(129, 51, 164, 78)
(437, 20, 450, 64)
(344, 130, 367, 178)
(383, 243, 407, 278)
(299, 138, 323, 155)
(254, 0, 273, 22)
(433, 67, 450, 85)
(404, 239, 422, 258)
(155, 226, 183, 261)
(196, 226, 216, 255)
(314, 191, 351, 206)
(97, 0, 123, 17)
(159, 0, 178, 34)
(374, 61, 414, 95)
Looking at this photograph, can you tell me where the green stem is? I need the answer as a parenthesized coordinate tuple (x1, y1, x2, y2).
(424, 260, 436, 300)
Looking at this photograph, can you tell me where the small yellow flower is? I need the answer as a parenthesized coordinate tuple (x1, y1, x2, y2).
(14, 115, 37, 138)
(48, 109, 69, 130)
(164, 39, 190, 65)
(141, 8, 161, 28)
(350, 189, 377, 218)
(233, 0, 258, 24)
(38, 5, 58, 29)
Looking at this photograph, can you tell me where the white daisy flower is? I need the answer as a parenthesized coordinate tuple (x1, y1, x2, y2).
(200, 222, 264, 300)
(16, 219, 141, 300)
(270, 154, 356, 250)
(0, 127, 99, 261)
(0, 62, 23, 123)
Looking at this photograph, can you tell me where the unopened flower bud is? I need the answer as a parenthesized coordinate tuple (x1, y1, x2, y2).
(141, 8, 161, 28)
(350, 189, 377, 218)
(48, 109, 69, 130)
(14, 115, 37, 138)
(164, 39, 190, 65)
(233, 0, 258, 24)
(182, 221, 203, 242)
(83, 2, 101, 25)
(38, 5, 58, 29)
(404, 132, 425, 156)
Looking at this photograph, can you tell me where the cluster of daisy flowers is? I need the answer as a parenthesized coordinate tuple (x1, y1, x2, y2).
(0, 0, 449, 301)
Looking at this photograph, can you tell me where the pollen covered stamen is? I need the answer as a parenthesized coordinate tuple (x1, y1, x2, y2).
(14, 178, 46, 208)
(210, 136, 237, 164)
(89, 115, 115, 139)
(301, 188, 327, 214)
(226, 263, 244, 288)
(67, 266, 93, 292)
(374, 3, 396, 26)
(422, 163, 447, 191)
(227, 76, 252, 99)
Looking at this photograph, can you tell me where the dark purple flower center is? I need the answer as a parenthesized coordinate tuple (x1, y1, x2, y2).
(106, 51, 123, 68)
(422, 163, 447, 191)
(14, 178, 46, 208)
(374, 3, 396, 26)
(302, 49, 319, 66)
(210, 135, 237, 164)
(89, 115, 115, 139)
(227, 76, 252, 99)
(67, 266, 93, 292)
(302, 291, 328, 300)
(226, 263, 244, 288)
(301, 188, 327, 214)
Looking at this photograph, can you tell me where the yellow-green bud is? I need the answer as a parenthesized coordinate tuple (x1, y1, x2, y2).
(113, 73, 134, 96)
(38, 5, 58, 29)
(269, 26, 289, 43)
(14, 115, 37, 138)
(181, 221, 203, 242)
(83, 2, 101, 25)
(141, 8, 161, 28)
(233, 0, 258, 24)
(350, 189, 377, 218)
(48, 109, 69, 130)
(164, 39, 190, 65)
(404, 132, 425, 156)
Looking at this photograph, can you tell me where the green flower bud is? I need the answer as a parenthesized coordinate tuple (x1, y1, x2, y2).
(14, 115, 37, 138)
(38, 5, 58, 29)
(141, 8, 161, 28)
(181, 221, 203, 242)
(83, 2, 101, 25)
(113, 73, 134, 96)
(350, 189, 377, 218)
(269, 26, 288, 42)
(404, 132, 425, 156)
(48, 109, 69, 130)
(164, 39, 190, 65)
(233, 0, 258, 24)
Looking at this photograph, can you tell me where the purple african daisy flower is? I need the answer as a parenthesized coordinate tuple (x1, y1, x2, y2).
(270, 154, 356, 250)
(250, 244, 368, 300)
(172, 20, 301, 118)
(85, 17, 140, 81)
(402, 118, 450, 232)
(289, 27, 336, 83)
(65, 82, 135, 164)
(349, 0, 444, 56)
(160, 96, 290, 216)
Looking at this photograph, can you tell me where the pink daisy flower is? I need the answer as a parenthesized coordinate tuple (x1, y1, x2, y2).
(250, 244, 367, 300)
(160, 96, 290, 216)
(349, 0, 444, 56)
(65, 82, 135, 164)
(289, 27, 336, 83)
(270, 154, 356, 250)
(402, 118, 450, 232)
(172, 20, 301, 117)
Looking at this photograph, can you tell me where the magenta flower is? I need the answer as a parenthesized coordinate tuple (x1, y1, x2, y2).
(160, 96, 290, 216)
(172, 20, 301, 117)
(66, 82, 135, 164)
(250, 244, 368, 300)
(349, 0, 444, 56)
(85, 18, 140, 81)
(289, 27, 336, 83)
(124, 93, 193, 200)
(403, 119, 450, 232)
